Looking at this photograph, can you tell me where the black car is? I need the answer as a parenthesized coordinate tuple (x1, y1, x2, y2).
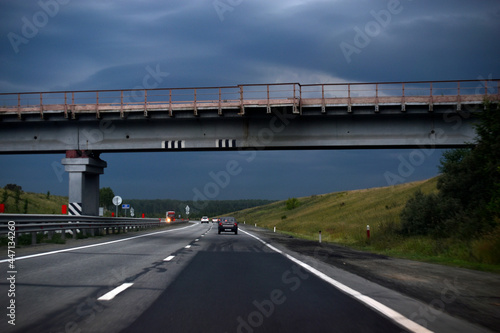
(218, 216, 238, 235)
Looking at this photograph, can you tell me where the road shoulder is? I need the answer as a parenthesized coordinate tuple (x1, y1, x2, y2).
(242, 225, 499, 333)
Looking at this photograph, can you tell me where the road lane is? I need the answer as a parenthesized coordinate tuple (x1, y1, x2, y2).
(123, 225, 406, 333)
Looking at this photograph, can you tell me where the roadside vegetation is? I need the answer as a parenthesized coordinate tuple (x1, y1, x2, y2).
(234, 102, 500, 273)
(0, 185, 67, 214)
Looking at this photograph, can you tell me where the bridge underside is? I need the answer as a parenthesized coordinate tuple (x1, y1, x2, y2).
(0, 102, 486, 154)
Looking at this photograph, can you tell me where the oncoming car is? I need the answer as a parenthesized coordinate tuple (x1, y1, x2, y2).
(218, 216, 238, 235)
(201, 216, 210, 223)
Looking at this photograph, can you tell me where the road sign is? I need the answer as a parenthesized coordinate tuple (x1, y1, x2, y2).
(112, 196, 122, 206)
(185, 205, 190, 215)
(122, 204, 130, 209)
(130, 207, 135, 217)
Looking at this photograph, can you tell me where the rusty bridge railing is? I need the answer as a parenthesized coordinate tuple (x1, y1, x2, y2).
(0, 79, 498, 118)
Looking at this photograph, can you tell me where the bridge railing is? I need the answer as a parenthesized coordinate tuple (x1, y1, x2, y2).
(0, 79, 498, 116)
(300, 80, 500, 98)
(0, 214, 173, 244)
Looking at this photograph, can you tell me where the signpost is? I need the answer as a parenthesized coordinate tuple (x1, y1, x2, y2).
(185, 205, 190, 219)
(122, 204, 130, 217)
(130, 207, 135, 217)
(112, 196, 122, 217)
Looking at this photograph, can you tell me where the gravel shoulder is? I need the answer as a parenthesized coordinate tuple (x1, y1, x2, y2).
(246, 225, 500, 332)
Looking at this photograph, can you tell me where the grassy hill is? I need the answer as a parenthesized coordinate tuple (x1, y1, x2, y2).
(0, 187, 67, 214)
(231, 177, 500, 272)
(233, 177, 438, 241)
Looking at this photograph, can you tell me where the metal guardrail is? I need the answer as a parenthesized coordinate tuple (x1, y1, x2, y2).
(0, 214, 174, 244)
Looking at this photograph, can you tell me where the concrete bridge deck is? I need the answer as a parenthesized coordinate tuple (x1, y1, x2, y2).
(0, 80, 498, 154)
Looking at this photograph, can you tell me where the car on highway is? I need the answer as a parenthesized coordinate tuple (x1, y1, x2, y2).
(212, 218, 218, 223)
(201, 216, 210, 223)
(218, 216, 238, 235)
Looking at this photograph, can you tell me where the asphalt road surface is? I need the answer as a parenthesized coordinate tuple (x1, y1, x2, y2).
(0, 222, 492, 332)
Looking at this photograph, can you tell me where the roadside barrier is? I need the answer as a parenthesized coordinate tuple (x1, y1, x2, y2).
(0, 214, 171, 244)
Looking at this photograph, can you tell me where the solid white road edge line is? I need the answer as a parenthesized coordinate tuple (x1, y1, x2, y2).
(0, 223, 198, 263)
(98, 283, 134, 301)
(239, 228, 433, 333)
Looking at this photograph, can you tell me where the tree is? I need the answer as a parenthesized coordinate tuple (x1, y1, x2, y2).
(285, 198, 300, 210)
(4, 184, 22, 192)
(401, 101, 500, 238)
(471, 101, 500, 218)
(14, 186, 21, 212)
(2, 189, 7, 203)
(99, 187, 115, 210)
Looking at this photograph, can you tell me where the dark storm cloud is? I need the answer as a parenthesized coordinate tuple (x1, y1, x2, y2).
(0, 0, 498, 199)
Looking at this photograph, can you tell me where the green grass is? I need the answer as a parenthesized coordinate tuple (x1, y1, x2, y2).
(232, 177, 500, 273)
(0, 188, 68, 214)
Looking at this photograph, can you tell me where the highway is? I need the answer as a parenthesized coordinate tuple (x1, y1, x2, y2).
(0, 222, 489, 333)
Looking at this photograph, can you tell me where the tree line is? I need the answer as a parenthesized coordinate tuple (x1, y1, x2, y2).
(99, 187, 274, 218)
(400, 101, 499, 239)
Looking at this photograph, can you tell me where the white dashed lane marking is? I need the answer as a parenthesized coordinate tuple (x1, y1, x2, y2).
(98, 283, 134, 301)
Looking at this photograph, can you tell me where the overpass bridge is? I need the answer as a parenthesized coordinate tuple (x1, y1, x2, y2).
(1, 79, 498, 214)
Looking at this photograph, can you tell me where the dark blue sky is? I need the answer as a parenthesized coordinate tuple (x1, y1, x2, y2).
(0, 0, 499, 200)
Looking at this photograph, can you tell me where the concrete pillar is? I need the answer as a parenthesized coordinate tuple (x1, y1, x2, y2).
(61, 151, 107, 216)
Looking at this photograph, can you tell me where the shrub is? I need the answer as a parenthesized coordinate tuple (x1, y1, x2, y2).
(400, 190, 438, 236)
(400, 190, 464, 237)
(285, 198, 300, 210)
(471, 226, 500, 264)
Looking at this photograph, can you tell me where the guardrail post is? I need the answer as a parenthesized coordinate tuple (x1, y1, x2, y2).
(401, 83, 406, 112)
(71, 92, 76, 119)
(219, 87, 223, 115)
(321, 84, 326, 113)
(267, 84, 271, 114)
(169, 89, 173, 117)
(63, 92, 68, 118)
(95, 91, 100, 118)
(193, 89, 198, 116)
(429, 82, 434, 112)
(347, 84, 352, 113)
(32, 232, 37, 245)
(40, 93, 44, 119)
(17, 93, 21, 119)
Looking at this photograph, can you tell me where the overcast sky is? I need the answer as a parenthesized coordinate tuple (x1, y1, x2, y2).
(0, 0, 499, 201)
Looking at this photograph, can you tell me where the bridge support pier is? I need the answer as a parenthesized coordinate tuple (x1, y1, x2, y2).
(61, 151, 107, 216)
